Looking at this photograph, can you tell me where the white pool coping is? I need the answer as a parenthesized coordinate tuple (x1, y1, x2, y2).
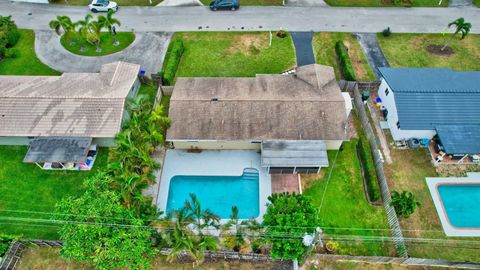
(158, 149, 271, 222)
(426, 173, 480, 237)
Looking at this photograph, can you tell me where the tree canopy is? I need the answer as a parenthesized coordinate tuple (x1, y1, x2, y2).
(262, 192, 319, 261)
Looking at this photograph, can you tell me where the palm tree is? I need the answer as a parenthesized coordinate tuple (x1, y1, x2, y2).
(75, 14, 93, 52)
(86, 20, 103, 52)
(442, 17, 472, 51)
(49, 16, 75, 45)
(184, 193, 220, 233)
(98, 10, 121, 46)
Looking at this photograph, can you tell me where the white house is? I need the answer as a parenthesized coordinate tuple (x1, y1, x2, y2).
(166, 64, 352, 174)
(377, 68, 480, 156)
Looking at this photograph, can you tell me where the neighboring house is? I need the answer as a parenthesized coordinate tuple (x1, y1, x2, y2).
(0, 61, 141, 147)
(378, 67, 480, 157)
(166, 64, 352, 174)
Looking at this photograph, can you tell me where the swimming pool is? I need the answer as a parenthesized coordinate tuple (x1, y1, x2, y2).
(438, 184, 480, 228)
(166, 168, 260, 219)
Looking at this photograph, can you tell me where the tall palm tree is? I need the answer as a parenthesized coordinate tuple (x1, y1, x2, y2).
(442, 17, 472, 51)
(86, 20, 103, 52)
(75, 14, 93, 52)
(98, 10, 121, 46)
(49, 16, 75, 45)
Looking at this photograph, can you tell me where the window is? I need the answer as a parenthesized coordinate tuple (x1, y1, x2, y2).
(269, 167, 295, 174)
(385, 88, 389, 96)
(396, 121, 400, 129)
(295, 167, 320, 174)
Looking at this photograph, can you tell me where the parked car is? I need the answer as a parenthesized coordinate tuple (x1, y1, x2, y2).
(209, 0, 239, 11)
(88, 0, 118, 13)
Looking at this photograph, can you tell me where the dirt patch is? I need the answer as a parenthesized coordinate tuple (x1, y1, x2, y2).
(344, 40, 367, 80)
(425, 44, 454, 56)
(435, 164, 480, 177)
(226, 34, 269, 56)
(300, 172, 326, 191)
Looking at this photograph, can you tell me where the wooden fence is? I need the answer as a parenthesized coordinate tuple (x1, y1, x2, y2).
(0, 240, 62, 270)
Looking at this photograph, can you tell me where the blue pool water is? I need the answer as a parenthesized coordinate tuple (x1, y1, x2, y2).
(166, 168, 260, 219)
(438, 184, 480, 228)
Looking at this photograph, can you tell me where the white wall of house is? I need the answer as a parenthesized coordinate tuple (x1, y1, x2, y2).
(11, 0, 48, 3)
(171, 139, 344, 151)
(92, 138, 116, 147)
(342, 92, 353, 118)
(378, 79, 436, 141)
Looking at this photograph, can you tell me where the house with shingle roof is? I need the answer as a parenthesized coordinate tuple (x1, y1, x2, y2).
(166, 64, 352, 174)
(377, 67, 480, 162)
(0, 61, 141, 147)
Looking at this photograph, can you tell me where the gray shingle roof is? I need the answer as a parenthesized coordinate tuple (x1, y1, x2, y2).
(379, 68, 480, 130)
(436, 125, 480, 155)
(167, 64, 348, 141)
(0, 62, 140, 138)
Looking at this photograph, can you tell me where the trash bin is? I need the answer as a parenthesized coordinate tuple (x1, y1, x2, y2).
(361, 91, 370, 101)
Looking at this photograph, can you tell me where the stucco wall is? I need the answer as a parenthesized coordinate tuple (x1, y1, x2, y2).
(92, 138, 116, 147)
(378, 79, 436, 141)
(0, 137, 31, 145)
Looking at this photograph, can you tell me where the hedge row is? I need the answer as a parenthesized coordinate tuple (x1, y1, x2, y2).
(357, 135, 381, 202)
(161, 40, 185, 86)
(0, 16, 20, 60)
(334, 40, 356, 81)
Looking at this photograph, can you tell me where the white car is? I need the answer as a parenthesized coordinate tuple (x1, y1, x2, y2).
(88, 0, 118, 13)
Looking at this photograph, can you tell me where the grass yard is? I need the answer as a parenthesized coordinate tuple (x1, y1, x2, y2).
(475, 0, 480, 6)
(0, 30, 60, 76)
(312, 32, 375, 81)
(137, 83, 171, 112)
(324, 0, 447, 7)
(51, 0, 162, 6)
(0, 146, 108, 239)
(303, 139, 393, 257)
(384, 146, 480, 263)
(173, 32, 296, 78)
(60, 32, 135, 57)
(199, 0, 283, 5)
(17, 247, 290, 270)
(377, 33, 480, 71)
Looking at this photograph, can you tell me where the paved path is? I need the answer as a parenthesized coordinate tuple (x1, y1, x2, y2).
(35, 30, 171, 74)
(449, 0, 473, 7)
(291, 32, 315, 66)
(285, 0, 328, 7)
(355, 33, 389, 79)
(157, 0, 203, 7)
(2, 1, 480, 33)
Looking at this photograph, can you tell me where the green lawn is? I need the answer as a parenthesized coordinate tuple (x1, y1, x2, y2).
(173, 32, 296, 78)
(378, 33, 480, 70)
(312, 32, 375, 81)
(60, 32, 135, 57)
(51, 0, 162, 5)
(384, 147, 480, 263)
(324, 0, 447, 7)
(475, 0, 480, 7)
(0, 146, 108, 239)
(199, 0, 283, 5)
(303, 139, 393, 257)
(0, 30, 60, 76)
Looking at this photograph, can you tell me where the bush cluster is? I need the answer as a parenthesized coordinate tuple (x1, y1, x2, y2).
(276, 30, 287, 38)
(334, 40, 356, 81)
(162, 40, 185, 86)
(357, 137, 381, 202)
(0, 16, 20, 60)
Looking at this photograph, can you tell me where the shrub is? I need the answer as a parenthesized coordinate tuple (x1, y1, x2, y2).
(325, 241, 340, 254)
(6, 28, 20, 47)
(4, 47, 18, 58)
(0, 16, 19, 59)
(391, 190, 421, 218)
(162, 40, 184, 86)
(276, 30, 287, 38)
(0, 234, 16, 257)
(382, 27, 391, 37)
(357, 138, 381, 202)
(334, 40, 356, 81)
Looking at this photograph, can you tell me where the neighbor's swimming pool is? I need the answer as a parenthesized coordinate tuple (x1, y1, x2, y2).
(438, 184, 480, 228)
(166, 168, 259, 219)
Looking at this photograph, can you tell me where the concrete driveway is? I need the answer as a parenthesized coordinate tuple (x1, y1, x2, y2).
(35, 30, 171, 74)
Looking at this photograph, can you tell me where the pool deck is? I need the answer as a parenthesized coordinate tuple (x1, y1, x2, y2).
(426, 172, 480, 237)
(271, 174, 301, 194)
(158, 149, 271, 222)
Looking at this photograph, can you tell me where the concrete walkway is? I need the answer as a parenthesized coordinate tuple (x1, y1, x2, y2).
(449, 0, 474, 7)
(34, 30, 172, 74)
(3, 1, 480, 33)
(285, 0, 328, 7)
(290, 32, 315, 66)
(354, 33, 389, 80)
(157, 0, 203, 7)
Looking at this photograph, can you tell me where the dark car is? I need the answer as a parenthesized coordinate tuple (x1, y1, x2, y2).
(209, 0, 239, 11)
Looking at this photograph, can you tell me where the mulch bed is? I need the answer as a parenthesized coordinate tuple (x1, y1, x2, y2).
(426, 44, 454, 56)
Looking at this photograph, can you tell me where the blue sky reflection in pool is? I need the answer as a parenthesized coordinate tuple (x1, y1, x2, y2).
(166, 168, 260, 219)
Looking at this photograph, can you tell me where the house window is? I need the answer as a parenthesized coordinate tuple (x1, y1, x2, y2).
(385, 88, 389, 96)
(396, 121, 400, 129)
(295, 167, 320, 174)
